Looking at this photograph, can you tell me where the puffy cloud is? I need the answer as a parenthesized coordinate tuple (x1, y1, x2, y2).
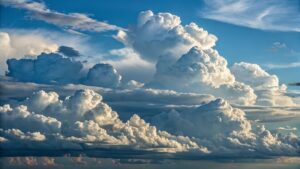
(6, 52, 123, 88)
(0, 104, 61, 133)
(231, 62, 296, 106)
(1, 0, 122, 33)
(0, 89, 299, 156)
(0, 89, 208, 153)
(0, 31, 58, 74)
(147, 46, 257, 105)
(83, 63, 122, 88)
(115, 10, 217, 62)
(0, 128, 46, 142)
(6, 53, 84, 84)
(151, 98, 300, 156)
(0, 29, 95, 75)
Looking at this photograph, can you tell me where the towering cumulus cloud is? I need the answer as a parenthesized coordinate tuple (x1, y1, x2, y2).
(116, 10, 297, 106)
(115, 10, 217, 62)
(0, 89, 207, 153)
(147, 46, 256, 105)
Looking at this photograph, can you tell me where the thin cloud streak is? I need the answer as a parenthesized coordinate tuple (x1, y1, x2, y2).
(199, 0, 300, 32)
(0, 0, 123, 32)
(264, 62, 300, 69)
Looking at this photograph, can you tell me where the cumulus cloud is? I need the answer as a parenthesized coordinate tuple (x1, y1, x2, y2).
(0, 31, 58, 74)
(231, 62, 296, 106)
(1, 0, 122, 32)
(0, 29, 96, 75)
(0, 89, 208, 153)
(6, 53, 84, 84)
(0, 89, 299, 157)
(151, 98, 300, 156)
(115, 10, 217, 62)
(0, 78, 217, 118)
(114, 11, 297, 107)
(147, 46, 257, 105)
(83, 63, 122, 88)
(6, 52, 123, 88)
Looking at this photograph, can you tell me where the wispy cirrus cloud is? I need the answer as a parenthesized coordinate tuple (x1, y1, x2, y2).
(199, 0, 300, 32)
(264, 62, 300, 69)
(0, 0, 123, 32)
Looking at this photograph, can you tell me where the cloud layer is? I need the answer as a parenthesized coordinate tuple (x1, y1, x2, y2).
(0, 89, 299, 157)
(0, 89, 208, 153)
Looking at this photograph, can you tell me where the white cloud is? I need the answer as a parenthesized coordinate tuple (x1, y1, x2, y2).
(0, 104, 61, 133)
(264, 62, 300, 69)
(151, 98, 300, 156)
(200, 0, 300, 32)
(0, 89, 208, 153)
(1, 0, 122, 32)
(231, 62, 296, 106)
(147, 46, 257, 105)
(1, 88, 299, 156)
(84, 63, 122, 88)
(0, 29, 96, 75)
(115, 10, 217, 62)
(0, 31, 58, 74)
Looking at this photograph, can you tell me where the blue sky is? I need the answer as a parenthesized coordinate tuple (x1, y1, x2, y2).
(1, 0, 300, 165)
(1, 0, 299, 83)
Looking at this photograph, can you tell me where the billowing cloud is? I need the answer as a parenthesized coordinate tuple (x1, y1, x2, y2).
(231, 62, 296, 106)
(147, 46, 257, 105)
(115, 10, 217, 62)
(1, 0, 122, 32)
(0, 29, 96, 75)
(6, 52, 122, 88)
(0, 31, 58, 74)
(0, 89, 208, 153)
(0, 89, 299, 157)
(84, 63, 122, 88)
(6, 53, 84, 84)
(151, 98, 300, 156)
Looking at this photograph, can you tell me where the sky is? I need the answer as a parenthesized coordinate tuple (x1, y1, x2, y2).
(0, 0, 300, 168)
(1, 0, 299, 82)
